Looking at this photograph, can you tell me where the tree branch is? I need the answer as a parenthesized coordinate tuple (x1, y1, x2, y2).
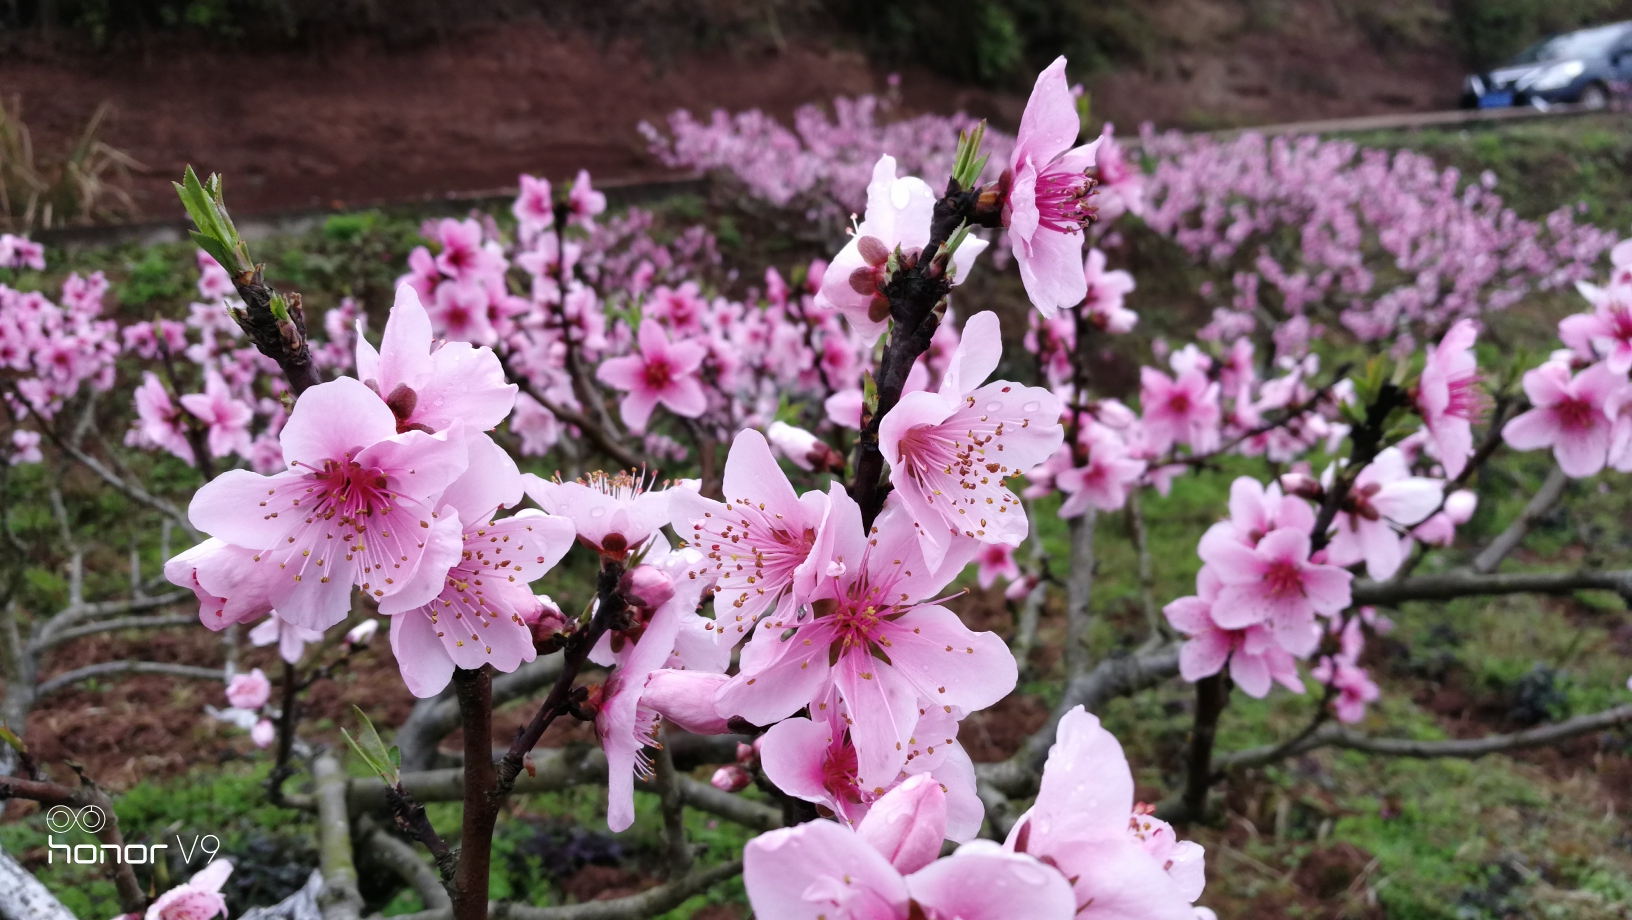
(355, 815, 451, 912)
(35, 661, 224, 699)
(313, 752, 365, 920)
(396, 654, 564, 773)
(1472, 466, 1570, 574)
(1063, 509, 1097, 679)
(1352, 568, 1632, 606)
(976, 646, 1182, 797)
(376, 861, 744, 920)
(31, 612, 196, 651)
(1215, 702, 1632, 770)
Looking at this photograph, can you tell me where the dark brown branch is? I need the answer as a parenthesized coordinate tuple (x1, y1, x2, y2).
(384, 783, 458, 885)
(1352, 568, 1632, 606)
(1215, 703, 1632, 770)
(496, 350, 647, 473)
(267, 659, 302, 809)
(493, 562, 628, 801)
(451, 667, 496, 920)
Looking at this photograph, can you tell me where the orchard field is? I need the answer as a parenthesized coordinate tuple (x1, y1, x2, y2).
(3, 53, 1632, 920)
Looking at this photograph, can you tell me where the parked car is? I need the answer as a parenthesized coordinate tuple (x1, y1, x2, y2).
(1461, 21, 1632, 109)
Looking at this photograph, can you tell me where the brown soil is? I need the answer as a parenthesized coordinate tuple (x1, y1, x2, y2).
(2, 7, 1463, 223)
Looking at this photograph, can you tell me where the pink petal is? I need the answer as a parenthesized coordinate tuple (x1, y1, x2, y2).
(618, 389, 660, 435)
(390, 602, 456, 698)
(906, 841, 1076, 920)
(1050, 838, 1198, 920)
(880, 605, 1017, 714)
(658, 375, 709, 419)
(596, 355, 647, 392)
(1230, 652, 1272, 698)
(1180, 632, 1231, 682)
(834, 648, 920, 789)
(1028, 707, 1134, 844)
(939, 311, 1003, 399)
(1013, 56, 1080, 171)
(279, 377, 398, 468)
(744, 820, 910, 920)
(1502, 407, 1560, 451)
(757, 716, 839, 806)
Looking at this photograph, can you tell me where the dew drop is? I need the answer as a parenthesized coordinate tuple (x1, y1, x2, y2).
(985, 401, 1003, 412)
(1022, 401, 1041, 412)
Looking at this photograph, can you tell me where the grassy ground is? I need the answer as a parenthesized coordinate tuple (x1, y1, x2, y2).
(7, 115, 1632, 919)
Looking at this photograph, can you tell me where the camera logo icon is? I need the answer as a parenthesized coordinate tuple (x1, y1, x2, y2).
(44, 805, 104, 834)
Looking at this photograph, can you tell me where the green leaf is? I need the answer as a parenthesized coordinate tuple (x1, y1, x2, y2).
(341, 705, 399, 785)
(0, 724, 26, 755)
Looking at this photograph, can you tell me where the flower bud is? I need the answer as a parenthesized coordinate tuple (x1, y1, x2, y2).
(642, 669, 731, 735)
(225, 668, 272, 710)
(711, 764, 753, 793)
(1445, 489, 1478, 525)
(766, 421, 844, 473)
(855, 774, 947, 874)
(251, 719, 276, 749)
(620, 565, 675, 610)
(345, 619, 379, 647)
(1279, 472, 1324, 500)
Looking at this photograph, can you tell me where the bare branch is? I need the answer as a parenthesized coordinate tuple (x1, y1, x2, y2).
(653, 727, 693, 876)
(355, 815, 451, 911)
(36, 587, 187, 645)
(1127, 492, 1165, 645)
(313, 753, 365, 920)
(35, 660, 224, 699)
(1215, 702, 1632, 770)
(347, 747, 783, 832)
(32, 612, 195, 651)
(976, 646, 1181, 797)
(1352, 568, 1632, 606)
(396, 654, 563, 773)
(1472, 466, 1570, 574)
(376, 861, 744, 920)
(1063, 510, 1097, 679)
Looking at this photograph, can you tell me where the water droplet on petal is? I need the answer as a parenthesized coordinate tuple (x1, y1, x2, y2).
(986, 401, 1003, 412)
(1022, 401, 1041, 412)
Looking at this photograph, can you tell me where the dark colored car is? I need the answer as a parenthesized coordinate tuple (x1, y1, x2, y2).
(1461, 21, 1632, 109)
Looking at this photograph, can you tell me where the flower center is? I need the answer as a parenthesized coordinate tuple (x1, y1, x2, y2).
(1262, 559, 1305, 599)
(643, 358, 674, 390)
(303, 458, 393, 520)
(1556, 395, 1599, 431)
(1033, 167, 1098, 234)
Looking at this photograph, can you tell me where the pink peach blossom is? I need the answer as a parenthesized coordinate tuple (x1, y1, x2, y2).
(1323, 448, 1444, 580)
(1164, 567, 1305, 698)
(183, 376, 470, 630)
(568, 169, 607, 228)
(1503, 360, 1627, 478)
(1199, 527, 1351, 658)
(878, 311, 1062, 568)
(1311, 618, 1380, 724)
(1417, 319, 1483, 479)
(595, 319, 708, 434)
(512, 174, 555, 238)
(1082, 248, 1138, 333)
(669, 429, 837, 643)
(524, 470, 674, 558)
(225, 667, 272, 710)
(1005, 57, 1102, 317)
(975, 543, 1020, 589)
(385, 436, 575, 697)
(816, 156, 987, 341)
(130, 372, 196, 465)
(744, 814, 1075, 920)
(1139, 365, 1222, 455)
(717, 494, 1013, 790)
(180, 370, 254, 460)
(145, 858, 231, 920)
(1005, 707, 1205, 919)
(356, 285, 517, 434)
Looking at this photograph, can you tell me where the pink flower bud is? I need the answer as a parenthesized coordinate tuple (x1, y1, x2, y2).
(620, 564, 675, 610)
(225, 668, 272, 710)
(711, 764, 752, 793)
(736, 742, 756, 766)
(345, 619, 379, 646)
(1279, 472, 1323, 500)
(855, 774, 947, 874)
(1445, 489, 1478, 525)
(642, 669, 731, 735)
(251, 719, 276, 749)
(766, 421, 844, 473)
(1004, 574, 1039, 602)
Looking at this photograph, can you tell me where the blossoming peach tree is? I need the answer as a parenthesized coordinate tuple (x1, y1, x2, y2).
(3, 54, 1632, 920)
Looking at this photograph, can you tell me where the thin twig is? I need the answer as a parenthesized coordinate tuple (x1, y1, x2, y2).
(1472, 466, 1570, 574)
